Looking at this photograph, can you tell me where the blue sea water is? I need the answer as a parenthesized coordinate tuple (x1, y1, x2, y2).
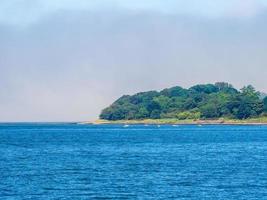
(0, 124, 267, 200)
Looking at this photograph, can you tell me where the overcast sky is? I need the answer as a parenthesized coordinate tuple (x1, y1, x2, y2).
(1, 0, 267, 122)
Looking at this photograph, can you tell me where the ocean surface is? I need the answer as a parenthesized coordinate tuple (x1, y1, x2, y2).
(0, 123, 267, 200)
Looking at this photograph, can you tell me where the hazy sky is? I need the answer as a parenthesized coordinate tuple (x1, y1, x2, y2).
(1, 0, 267, 122)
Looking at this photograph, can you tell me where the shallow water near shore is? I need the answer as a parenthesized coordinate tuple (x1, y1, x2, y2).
(1, 123, 267, 199)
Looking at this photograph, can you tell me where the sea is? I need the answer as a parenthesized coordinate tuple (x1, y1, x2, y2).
(0, 123, 267, 200)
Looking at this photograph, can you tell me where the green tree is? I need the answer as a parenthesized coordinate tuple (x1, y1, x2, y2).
(263, 97, 267, 112)
(160, 86, 188, 97)
(190, 84, 219, 94)
(215, 82, 238, 94)
(150, 110, 161, 119)
(135, 107, 149, 119)
(99, 83, 265, 121)
(231, 86, 263, 119)
(200, 103, 220, 119)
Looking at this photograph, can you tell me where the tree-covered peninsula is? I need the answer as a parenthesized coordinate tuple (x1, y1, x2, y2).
(100, 83, 267, 121)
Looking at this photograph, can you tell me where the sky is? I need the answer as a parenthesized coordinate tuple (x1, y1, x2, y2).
(0, 0, 267, 122)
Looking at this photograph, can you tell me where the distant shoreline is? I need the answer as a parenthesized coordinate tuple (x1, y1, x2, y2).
(82, 118, 267, 125)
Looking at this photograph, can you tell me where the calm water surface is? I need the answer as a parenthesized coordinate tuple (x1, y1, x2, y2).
(0, 123, 267, 199)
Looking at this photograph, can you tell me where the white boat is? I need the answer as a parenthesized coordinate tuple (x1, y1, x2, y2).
(123, 125, 129, 128)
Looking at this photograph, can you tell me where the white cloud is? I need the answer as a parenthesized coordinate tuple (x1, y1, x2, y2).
(0, 0, 266, 26)
(1, 10, 267, 121)
(0, 0, 267, 121)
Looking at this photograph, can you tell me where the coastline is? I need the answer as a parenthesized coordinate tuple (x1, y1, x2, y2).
(83, 117, 267, 125)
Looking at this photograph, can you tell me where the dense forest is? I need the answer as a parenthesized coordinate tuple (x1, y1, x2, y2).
(100, 83, 267, 121)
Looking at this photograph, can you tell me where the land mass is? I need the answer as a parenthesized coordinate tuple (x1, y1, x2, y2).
(86, 117, 267, 125)
(98, 82, 267, 123)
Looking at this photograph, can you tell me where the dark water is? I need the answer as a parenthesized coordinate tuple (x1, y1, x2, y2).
(1, 124, 267, 200)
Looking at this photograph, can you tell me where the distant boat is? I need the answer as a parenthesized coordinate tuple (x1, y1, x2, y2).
(172, 125, 179, 127)
(157, 125, 161, 128)
(123, 125, 129, 128)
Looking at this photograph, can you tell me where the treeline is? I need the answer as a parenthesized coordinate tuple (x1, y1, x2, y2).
(100, 82, 267, 121)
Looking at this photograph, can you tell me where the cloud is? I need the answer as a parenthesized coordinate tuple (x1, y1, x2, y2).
(1, 0, 267, 121)
(1, 9, 267, 121)
(116, 0, 266, 18)
(0, 0, 267, 26)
